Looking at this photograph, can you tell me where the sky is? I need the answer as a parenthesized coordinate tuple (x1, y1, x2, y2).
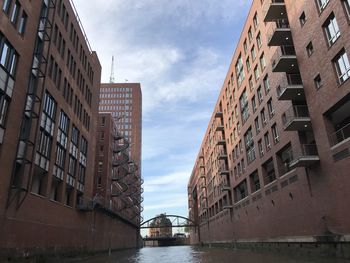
(73, 0, 252, 228)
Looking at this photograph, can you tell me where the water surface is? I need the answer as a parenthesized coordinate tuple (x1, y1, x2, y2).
(76, 246, 349, 263)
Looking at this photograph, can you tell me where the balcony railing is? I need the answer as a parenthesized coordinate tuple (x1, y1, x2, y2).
(215, 110, 223, 118)
(264, 0, 286, 22)
(219, 165, 229, 175)
(218, 150, 228, 160)
(272, 45, 299, 73)
(283, 105, 312, 131)
(216, 138, 226, 145)
(277, 74, 304, 101)
(289, 144, 320, 168)
(268, 19, 292, 46)
(330, 122, 350, 146)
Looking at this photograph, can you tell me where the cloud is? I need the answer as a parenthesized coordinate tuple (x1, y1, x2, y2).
(73, 0, 252, 221)
(144, 171, 189, 192)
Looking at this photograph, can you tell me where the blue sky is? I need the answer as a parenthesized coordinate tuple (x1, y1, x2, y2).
(74, 0, 251, 225)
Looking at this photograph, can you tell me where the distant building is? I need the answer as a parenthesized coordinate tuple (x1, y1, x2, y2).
(99, 83, 142, 172)
(188, 0, 350, 250)
(149, 214, 173, 237)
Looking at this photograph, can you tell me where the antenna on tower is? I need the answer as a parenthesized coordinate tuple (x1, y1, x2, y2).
(110, 56, 115, 83)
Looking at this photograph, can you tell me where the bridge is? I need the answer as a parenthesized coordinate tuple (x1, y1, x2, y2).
(140, 214, 197, 229)
(141, 215, 197, 247)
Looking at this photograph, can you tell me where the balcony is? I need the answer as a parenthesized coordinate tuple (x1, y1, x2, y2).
(218, 151, 228, 160)
(216, 138, 226, 146)
(272, 46, 299, 73)
(216, 124, 224, 132)
(223, 204, 233, 210)
(289, 144, 320, 168)
(283, 105, 312, 131)
(219, 166, 229, 175)
(277, 74, 305, 101)
(268, 20, 293, 46)
(330, 123, 350, 147)
(215, 110, 223, 118)
(264, 0, 287, 22)
(221, 185, 231, 192)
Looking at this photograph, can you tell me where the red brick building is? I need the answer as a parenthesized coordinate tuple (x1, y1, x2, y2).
(0, 0, 140, 259)
(94, 113, 143, 224)
(188, 0, 350, 254)
(99, 83, 142, 170)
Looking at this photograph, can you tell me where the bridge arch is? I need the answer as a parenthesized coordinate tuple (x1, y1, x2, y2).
(140, 214, 197, 229)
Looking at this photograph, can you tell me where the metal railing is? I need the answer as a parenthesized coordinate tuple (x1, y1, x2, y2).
(272, 45, 296, 68)
(283, 105, 310, 127)
(295, 144, 319, 157)
(268, 19, 290, 43)
(331, 122, 350, 146)
(277, 74, 303, 98)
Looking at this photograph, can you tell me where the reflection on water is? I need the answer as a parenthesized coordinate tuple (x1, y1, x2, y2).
(76, 246, 349, 263)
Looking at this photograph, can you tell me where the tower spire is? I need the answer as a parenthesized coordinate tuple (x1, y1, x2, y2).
(110, 56, 115, 83)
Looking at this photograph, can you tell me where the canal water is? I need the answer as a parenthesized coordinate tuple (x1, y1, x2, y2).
(75, 246, 349, 263)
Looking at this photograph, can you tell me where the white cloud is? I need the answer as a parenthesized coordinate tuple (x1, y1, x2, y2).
(73, 0, 251, 219)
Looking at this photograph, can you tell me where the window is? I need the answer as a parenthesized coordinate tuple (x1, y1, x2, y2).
(260, 53, 266, 71)
(272, 124, 280, 143)
(234, 180, 248, 202)
(80, 137, 88, 156)
(38, 130, 52, 158)
(253, 12, 259, 29)
(252, 96, 257, 112)
(258, 139, 264, 157)
(235, 55, 245, 86)
(249, 76, 253, 91)
(323, 14, 340, 46)
(250, 170, 260, 193)
(251, 46, 256, 61)
(245, 128, 255, 164)
(267, 99, 275, 118)
(246, 57, 251, 71)
(18, 11, 27, 35)
(248, 27, 253, 42)
(0, 38, 18, 77)
(256, 32, 262, 49)
(261, 108, 267, 126)
(56, 144, 66, 169)
(299, 12, 306, 27)
(243, 39, 248, 54)
(262, 158, 276, 185)
(344, 0, 350, 17)
(10, 1, 20, 25)
(254, 66, 260, 81)
(2, 0, 11, 14)
(68, 155, 76, 176)
(317, 0, 330, 11)
(257, 86, 263, 103)
(0, 93, 9, 127)
(240, 89, 250, 124)
(306, 42, 314, 56)
(264, 132, 271, 150)
(333, 50, 350, 83)
(255, 117, 260, 134)
(263, 75, 270, 93)
(71, 126, 79, 146)
(314, 74, 323, 89)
